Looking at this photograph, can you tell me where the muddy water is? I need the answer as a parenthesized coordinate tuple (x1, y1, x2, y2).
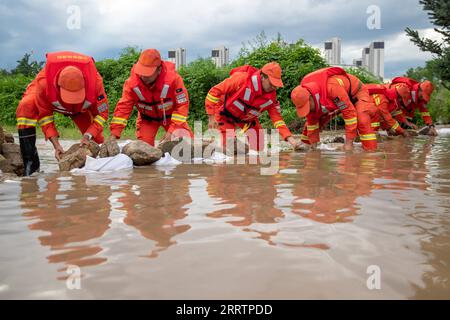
(1, 134, 450, 299)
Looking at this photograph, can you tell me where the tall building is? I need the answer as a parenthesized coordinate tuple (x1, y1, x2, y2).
(362, 47, 370, 70)
(167, 48, 186, 70)
(368, 41, 384, 80)
(211, 46, 229, 68)
(353, 59, 363, 68)
(324, 37, 341, 65)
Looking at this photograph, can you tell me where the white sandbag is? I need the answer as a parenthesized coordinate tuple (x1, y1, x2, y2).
(71, 154, 133, 173)
(153, 152, 182, 166)
(318, 143, 337, 151)
(438, 128, 450, 136)
(203, 151, 233, 164)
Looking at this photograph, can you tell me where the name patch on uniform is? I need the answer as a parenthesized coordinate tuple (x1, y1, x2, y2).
(97, 94, 105, 101)
(176, 93, 187, 104)
(97, 103, 108, 113)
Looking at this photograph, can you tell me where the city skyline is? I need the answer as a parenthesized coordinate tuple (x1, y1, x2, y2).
(323, 37, 385, 80)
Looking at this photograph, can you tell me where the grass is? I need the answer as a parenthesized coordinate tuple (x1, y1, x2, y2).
(1, 122, 166, 141)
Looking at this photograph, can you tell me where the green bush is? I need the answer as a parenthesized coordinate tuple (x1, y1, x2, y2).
(178, 59, 231, 127)
(0, 73, 33, 125)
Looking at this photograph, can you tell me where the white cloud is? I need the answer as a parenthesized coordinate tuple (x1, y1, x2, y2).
(0, 0, 437, 77)
(329, 28, 442, 65)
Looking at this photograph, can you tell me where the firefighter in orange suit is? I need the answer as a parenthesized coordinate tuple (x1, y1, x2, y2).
(16, 51, 109, 175)
(291, 67, 378, 152)
(109, 49, 193, 146)
(366, 83, 412, 137)
(205, 62, 300, 151)
(389, 77, 437, 136)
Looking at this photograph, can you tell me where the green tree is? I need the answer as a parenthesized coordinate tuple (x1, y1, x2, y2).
(11, 52, 44, 77)
(406, 0, 450, 88)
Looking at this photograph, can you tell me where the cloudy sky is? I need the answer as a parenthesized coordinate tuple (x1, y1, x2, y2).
(0, 0, 443, 79)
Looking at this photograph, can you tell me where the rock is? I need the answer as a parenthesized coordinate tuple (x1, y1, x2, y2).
(331, 136, 345, 144)
(5, 133, 14, 144)
(86, 141, 100, 157)
(224, 138, 249, 156)
(159, 138, 214, 159)
(1, 143, 24, 176)
(122, 140, 162, 166)
(287, 118, 305, 133)
(417, 126, 430, 135)
(58, 143, 98, 171)
(99, 139, 120, 158)
(158, 138, 184, 155)
(0, 157, 16, 174)
(406, 129, 419, 137)
(193, 139, 215, 159)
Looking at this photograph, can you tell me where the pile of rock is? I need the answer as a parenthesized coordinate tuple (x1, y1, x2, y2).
(59, 139, 164, 170)
(58, 141, 100, 171)
(0, 126, 24, 176)
(323, 136, 345, 144)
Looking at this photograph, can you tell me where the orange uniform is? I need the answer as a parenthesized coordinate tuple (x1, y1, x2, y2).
(16, 52, 109, 143)
(390, 77, 434, 125)
(366, 84, 405, 135)
(298, 68, 378, 151)
(205, 65, 292, 151)
(110, 60, 193, 146)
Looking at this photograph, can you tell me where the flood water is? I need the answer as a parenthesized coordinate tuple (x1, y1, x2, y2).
(1, 134, 450, 299)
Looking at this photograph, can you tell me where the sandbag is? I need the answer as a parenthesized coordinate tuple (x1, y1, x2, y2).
(77, 154, 133, 172)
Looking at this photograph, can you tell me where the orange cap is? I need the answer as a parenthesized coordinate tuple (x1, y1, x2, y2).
(394, 84, 412, 106)
(261, 62, 283, 88)
(135, 49, 162, 76)
(57, 66, 85, 104)
(420, 80, 434, 102)
(291, 86, 311, 118)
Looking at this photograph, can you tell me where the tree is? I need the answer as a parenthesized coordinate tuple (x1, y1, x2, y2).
(405, 0, 450, 88)
(11, 52, 44, 77)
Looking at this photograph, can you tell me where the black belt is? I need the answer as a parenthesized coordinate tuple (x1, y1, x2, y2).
(140, 113, 164, 122)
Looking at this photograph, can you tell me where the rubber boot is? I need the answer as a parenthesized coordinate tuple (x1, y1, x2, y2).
(18, 127, 40, 176)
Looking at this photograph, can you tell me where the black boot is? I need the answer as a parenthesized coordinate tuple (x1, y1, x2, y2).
(18, 127, 40, 176)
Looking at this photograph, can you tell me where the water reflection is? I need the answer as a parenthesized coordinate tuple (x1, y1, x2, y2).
(119, 168, 192, 258)
(7, 134, 450, 298)
(21, 175, 111, 270)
